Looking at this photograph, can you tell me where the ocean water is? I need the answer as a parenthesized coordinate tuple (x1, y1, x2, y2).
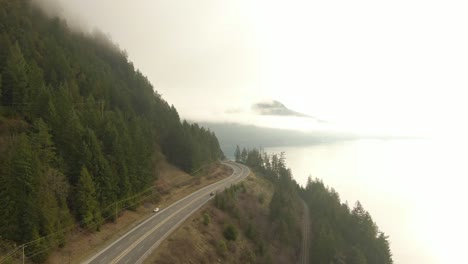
(266, 138, 468, 264)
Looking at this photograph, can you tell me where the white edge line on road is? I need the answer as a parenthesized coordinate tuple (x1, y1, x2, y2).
(134, 195, 215, 264)
(135, 164, 249, 264)
(82, 161, 242, 264)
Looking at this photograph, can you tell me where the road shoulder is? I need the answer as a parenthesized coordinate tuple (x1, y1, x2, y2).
(46, 161, 232, 264)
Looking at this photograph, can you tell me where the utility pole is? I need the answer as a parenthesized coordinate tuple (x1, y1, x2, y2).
(22, 245, 24, 264)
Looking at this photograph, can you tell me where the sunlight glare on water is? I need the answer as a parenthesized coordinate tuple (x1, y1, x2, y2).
(266, 138, 468, 264)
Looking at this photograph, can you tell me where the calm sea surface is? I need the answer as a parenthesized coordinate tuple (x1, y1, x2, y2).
(266, 138, 468, 264)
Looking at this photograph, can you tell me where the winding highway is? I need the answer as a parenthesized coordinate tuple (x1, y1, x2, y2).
(83, 161, 250, 264)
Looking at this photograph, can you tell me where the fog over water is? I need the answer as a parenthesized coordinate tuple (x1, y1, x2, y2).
(266, 139, 468, 264)
(30, 0, 468, 138)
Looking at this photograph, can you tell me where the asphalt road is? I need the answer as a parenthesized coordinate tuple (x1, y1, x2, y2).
(298, 199, 310, 264)
(83, 161, 250, 264)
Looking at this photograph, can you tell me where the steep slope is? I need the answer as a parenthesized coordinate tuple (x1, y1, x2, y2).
(0, 0, 223, 261)
(146, 171, 304, 264)
(236, 147, 393, 264)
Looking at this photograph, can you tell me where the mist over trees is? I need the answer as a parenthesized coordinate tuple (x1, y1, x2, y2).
(302, 178, 393, 264)
(236, 146, 393, 264)
(224, 147, 303, 263)
(0, 0, 223, 261)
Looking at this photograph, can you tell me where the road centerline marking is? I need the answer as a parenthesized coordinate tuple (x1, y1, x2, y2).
(83, 162, 247, 264)
(110, 174, 242, 264)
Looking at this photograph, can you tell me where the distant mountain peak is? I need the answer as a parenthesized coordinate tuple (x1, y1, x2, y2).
(252, 100, 311, 118)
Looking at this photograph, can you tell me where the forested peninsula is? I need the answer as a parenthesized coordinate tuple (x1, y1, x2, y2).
(236, 147, 393, 264)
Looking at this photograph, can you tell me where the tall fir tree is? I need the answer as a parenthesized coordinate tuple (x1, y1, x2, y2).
(234, 145, 241, 162)
(2, 42, 29, 111)
(75, 166, 102, 230)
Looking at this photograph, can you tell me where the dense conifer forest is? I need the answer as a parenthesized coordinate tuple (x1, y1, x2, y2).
(0, 0, 223, 261)
(0, 0, 394, 263)
(236, 146, 393, 264)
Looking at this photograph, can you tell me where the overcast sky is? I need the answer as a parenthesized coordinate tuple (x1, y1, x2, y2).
(36, 0, 468, 137)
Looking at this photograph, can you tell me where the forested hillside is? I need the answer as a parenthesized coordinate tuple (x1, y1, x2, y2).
(0, 0, 223, 261)
(236, 148, 305, 262)
(149, 149, 304, 264)
(302, 179, 393, 264)
(235, 146, 393, 264)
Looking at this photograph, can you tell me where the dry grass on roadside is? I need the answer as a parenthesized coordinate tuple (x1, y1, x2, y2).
(144, 172, 295, 264)
(44, 161, 232, 264)
(156, 162, 232, 209)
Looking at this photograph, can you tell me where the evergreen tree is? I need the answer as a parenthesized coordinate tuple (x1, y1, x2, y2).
(2, 42, 29, 111)
(0, 33, 13, 71)
(240, 148, 248, 163)
(375, 233, 393, 264)
(348, 247, 368, 264)
(75, 166, 102, 230)
(262, 152, 270, 171)
(303, 178, 393, 264)
(234, 145, 241, 162)
(81, 128, 116, 208)
(31, 119, 72, 240)
(0, 134, 38, 242)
